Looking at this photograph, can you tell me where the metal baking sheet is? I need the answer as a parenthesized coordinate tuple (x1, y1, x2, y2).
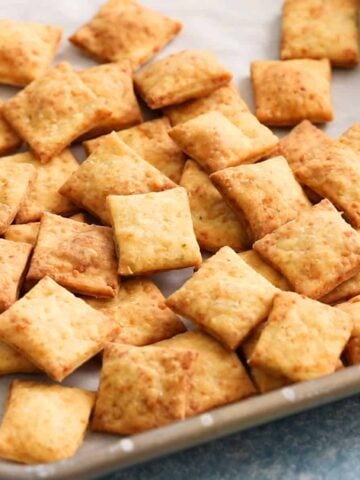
(0, 0, 359, 478)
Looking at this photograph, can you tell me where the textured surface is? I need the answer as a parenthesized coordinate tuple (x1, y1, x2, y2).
(134, 50, 232, 109)
(0, 0, 359, 477)
(251, 59, 333, 126)
(180, 160, 249, 252)
(70, 0, 182, 68)
(1, 150, 78, 223)
(3, 63, 110, 162)
(61, 132, 175, 225)
(27, 213, 119, 298)
(78, 61, 142, 138)
(0, 277, 119, 381)
(93, 344, 196, 434)
(170, 110, 278, 173)
(0, 381, 95, 464)
(84, 118, 186, 184)
(281, 0, 359, 66)
(211, 156, 310, 241)
(108, 188, 202, 275)
(85, 278, 185, 346)
(167, 247, 278, 350)
(254, 200, 360, 299)
(0, 19, 62, 86)
(158, 331, 255, 416)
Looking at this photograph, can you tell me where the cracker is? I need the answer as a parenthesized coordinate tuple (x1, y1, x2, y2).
(169, 111, 278, 173)
(27, 213, 118, 298)
(78, 61, 142, 139)
(85, 278, 185, 346)
(134, 50, 232, 109)
(0, 239, 32, 313)
(338, 296, 360, 364)
(0, 163, 36, 235)
(1, 150, 78, 223)
(60, 132, 175, 225)
(180, 160, 249, 252)
(70, 0, 182, 69)
(0, 342, 37, 376)
(2, 62, 110, 163)
(242, 323, 290, 393)
(273, 120, 332, 172)
(4, 213, 85, 246)
(158, 331, 256, 416)
(0, 19, 62, 86)
(0, 276, 119, 381)
(0, 380, 95, 464)
(239, 250, 291, 291)
(281, 0, 359, 67)
(164, 84, 249, 126)
(107, 187, 202, 275)
(251, 59, 333, 126)
(321, 273, 360, 305)
(254, 199, 360, 299)
(339, 123, 360, 156)
(296, 141, 360, 228)
(211, 156, 311, 241)
(0, 102, 21, 155)
(92, 344, 196, 434)
(249, 292, 353, 381)
(167, 246, 279, 350)
(83, 118, 186, 183)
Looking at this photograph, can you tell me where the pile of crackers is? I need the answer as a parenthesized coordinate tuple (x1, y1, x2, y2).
(0, 0, 358, 465)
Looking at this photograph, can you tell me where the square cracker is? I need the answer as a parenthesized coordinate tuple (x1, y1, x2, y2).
(321, 272, 360, 305)
(2, 62, 110, 163)
(251, 59, 333, 126)
(0, 19, 62, 87)
(273, 120, 332, 172)
(296, 141, 360, 228)
(164, 84, 249, 126)
(169, 111, 278, 173)
(83, 118, 186, 184)
(85, 278, 186, 346)
(0, 239, 32, 313)
(157, 330, 256, 416)
(180, 160, 249, 253)
(0, 276, 119, 381)
(70, 0, 182, 69)
(337, 296, 360, 365)
(107, 187, 202, 275)
(339, 123, 360, 156)
(134, 50, 232, 109)
(78, 61, 142, 139)
(242, 323, 290, 393)
(60, 132, 175, 225)
(281, 0, 359, 67)
(254, 199, 360, 299)
(0, 380, 95, 464)
(211, 156, 311, 241)
(249, 292, 352, 381)
(0, 342, 37, 376)
(239, 250, 291, 291)
(0, 102, 21, 155)
(4, 213, 86, 247)
(27, 213, 119, 298)
(1, 150, 78, 223)
(0, 163, 36, 235)
(166, 246, 279, 350)
(92, 343, 196, 435)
